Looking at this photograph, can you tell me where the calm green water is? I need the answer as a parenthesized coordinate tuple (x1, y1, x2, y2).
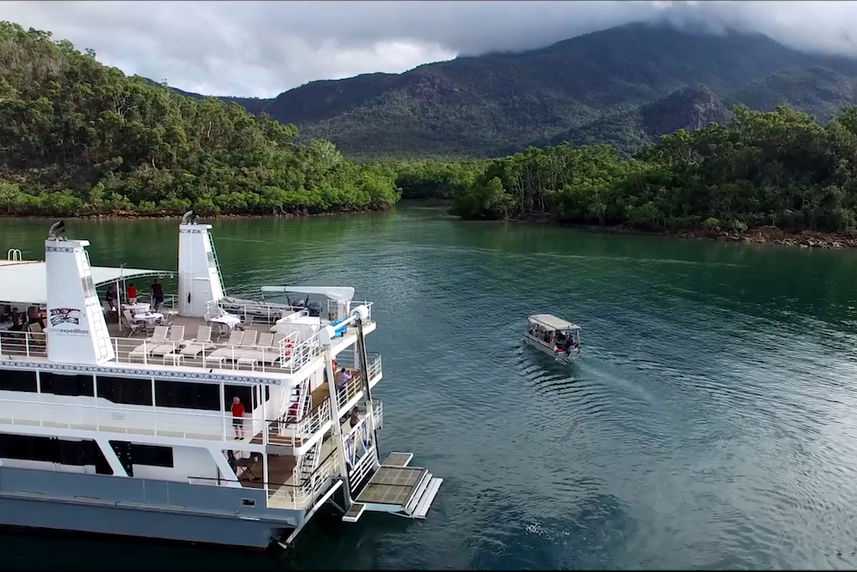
(3, 204, 857, 569)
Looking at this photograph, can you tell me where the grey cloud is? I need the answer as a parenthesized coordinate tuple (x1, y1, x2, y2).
(1, 1, 857, 98)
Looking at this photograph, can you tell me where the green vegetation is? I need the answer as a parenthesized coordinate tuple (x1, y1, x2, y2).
(224, 23, 857, 158)
(0, 22, 399, 217)
(433, 104, 857, 233)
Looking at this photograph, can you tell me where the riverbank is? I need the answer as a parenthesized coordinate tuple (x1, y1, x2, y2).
(0, 206, 388, 220)
(560, 222, 857, 249)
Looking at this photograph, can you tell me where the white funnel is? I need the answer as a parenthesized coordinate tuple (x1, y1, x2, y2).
(45, 239, 115, 364)
(178, 224, 224, 317)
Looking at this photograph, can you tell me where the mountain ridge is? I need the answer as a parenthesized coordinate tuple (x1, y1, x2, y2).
(175, 21, 857, 157)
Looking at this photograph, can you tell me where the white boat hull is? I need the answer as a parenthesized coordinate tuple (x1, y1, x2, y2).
(522, 333, 580, 363)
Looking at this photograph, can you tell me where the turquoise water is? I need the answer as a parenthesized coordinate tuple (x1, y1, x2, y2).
(3, 204, 857, 569)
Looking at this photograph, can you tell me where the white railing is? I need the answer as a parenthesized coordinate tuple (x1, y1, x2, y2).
(325, 300, 374, 323)
(333, 353, 382, 411)
(0, 329, 47, 358)
(373, 399, 383, 430)
(268, 398, 331, 447)
(285, 332, 323, 373)
(0, 397, 269, 443)
(217, 298, 295, 325)
(0, 329, 324, 376)
(136, 293, 178, 312)
(266, 447, 342, 510)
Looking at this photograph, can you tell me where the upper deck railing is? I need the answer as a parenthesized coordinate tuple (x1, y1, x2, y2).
(0, 393, 344, 447)
(0, 327, 350, 377)
(189, 446, 343, 511)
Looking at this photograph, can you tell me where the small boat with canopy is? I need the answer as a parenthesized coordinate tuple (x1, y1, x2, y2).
(523, 314, 581, 362)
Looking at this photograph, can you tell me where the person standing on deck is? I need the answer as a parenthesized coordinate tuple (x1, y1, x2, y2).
(336, 367, 352, 398)
(231, 396, 245, 439)
(127, 283, 138, 305)
(150, 278, 165, 311)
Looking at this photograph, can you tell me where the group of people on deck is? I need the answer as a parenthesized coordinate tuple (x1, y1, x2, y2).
(1, 305, 46, 331)
(103, 278, 167, 317)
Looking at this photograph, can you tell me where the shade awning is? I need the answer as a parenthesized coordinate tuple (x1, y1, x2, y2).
(528, 314, 580, 330)
(0, 260, 173, 305)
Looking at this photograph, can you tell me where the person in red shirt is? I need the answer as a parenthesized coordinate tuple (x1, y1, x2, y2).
(127, 283, 138, 305)
(231, 396, 245, 439)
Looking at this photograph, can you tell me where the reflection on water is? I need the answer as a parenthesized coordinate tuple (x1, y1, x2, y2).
(3, 204, 857, 569)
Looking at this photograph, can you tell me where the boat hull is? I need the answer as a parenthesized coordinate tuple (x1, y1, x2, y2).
(522, 333, 580, 363)
(0, 466, 302, 549)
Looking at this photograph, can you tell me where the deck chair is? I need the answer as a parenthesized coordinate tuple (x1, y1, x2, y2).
(255, 332, 280, 364)
(152, 325, 185, 357)
(240, 329, 258, 348)
(122, 309, 143, 337)
(181, 325, 214, 357)
(128, 325, 168, 362)
(27, 322, 47, 350)
(209, 329, 245, 361)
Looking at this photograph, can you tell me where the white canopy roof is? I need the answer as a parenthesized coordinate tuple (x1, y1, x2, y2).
(0, 260, 173, 305)
(260, 286, 355, 303)
(528, 314, 580, 331)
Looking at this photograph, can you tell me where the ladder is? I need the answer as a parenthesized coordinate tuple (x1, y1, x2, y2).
(284, 378, 310, 424)
(298, 440, 323, 493)
(207, 233, 227, 297)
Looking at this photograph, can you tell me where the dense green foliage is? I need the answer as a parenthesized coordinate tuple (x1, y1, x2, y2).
(219, 23, 857, 158)
(0, 22, 400, 216)
(441, 104, 857, 233)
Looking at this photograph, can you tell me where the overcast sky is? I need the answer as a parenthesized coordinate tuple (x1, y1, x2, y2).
(2, 1, 857, 98)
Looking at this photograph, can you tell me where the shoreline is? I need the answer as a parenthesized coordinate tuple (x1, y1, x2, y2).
(4, 206, 856, 250)
(0, 206, 386, 221)
(559, 222, 857, 250)
(497, 213, 857, 250)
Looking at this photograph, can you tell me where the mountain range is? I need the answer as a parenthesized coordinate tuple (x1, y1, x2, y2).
(185, 21, 857, 158)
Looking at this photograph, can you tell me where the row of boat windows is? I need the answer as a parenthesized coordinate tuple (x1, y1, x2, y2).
(0, 370, 270, 412)
(0, 433, 173, 475)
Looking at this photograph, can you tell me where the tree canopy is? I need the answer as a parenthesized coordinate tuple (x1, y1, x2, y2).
(438, 104, 857, 234)
(0, 21, 400, 216)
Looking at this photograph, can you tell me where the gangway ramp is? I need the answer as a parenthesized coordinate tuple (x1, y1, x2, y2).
(345, 461, 442, 522)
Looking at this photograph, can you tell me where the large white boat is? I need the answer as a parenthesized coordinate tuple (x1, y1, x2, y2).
(0, 216, 441, 549)
(523, 314, 582, 363)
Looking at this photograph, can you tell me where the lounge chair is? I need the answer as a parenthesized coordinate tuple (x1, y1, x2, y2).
(128, 325, 169, 362)
(151, 325, 185, 357)
(181, 325, 215, 357)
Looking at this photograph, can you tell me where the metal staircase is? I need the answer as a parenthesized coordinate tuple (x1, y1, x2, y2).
(284, 379, 310, 423)
(297, 440, 323, 492)
(207, 233, 227, 297)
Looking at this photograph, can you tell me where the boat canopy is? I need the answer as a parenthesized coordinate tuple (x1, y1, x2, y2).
(260, 286, 355, 303)
(528, 314, 580, 331)
(0, 260, 173, 305)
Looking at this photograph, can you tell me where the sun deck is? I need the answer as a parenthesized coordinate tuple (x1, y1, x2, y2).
(0, 317, 377, 380)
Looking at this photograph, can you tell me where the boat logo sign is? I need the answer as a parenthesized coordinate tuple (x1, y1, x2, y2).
(50, 307, 82, 327)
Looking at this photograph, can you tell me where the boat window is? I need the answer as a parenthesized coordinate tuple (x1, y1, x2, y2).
(39, 372, 94, 397)
(224, 384, 253, 413)
(0, 433, 112, 474)
(96, 375, 153, 406)
(155, 379, 219, 411)
(109, 440, 174, 468)
(0, 369, 37, 393)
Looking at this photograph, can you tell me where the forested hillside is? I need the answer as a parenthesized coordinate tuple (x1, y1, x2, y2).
(0, 22, 399, 217)
(400, 105, 857, 234)
(213, 22, 857, 158)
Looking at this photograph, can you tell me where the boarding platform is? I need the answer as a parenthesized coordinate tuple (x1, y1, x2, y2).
(341, 451, 442, 523)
